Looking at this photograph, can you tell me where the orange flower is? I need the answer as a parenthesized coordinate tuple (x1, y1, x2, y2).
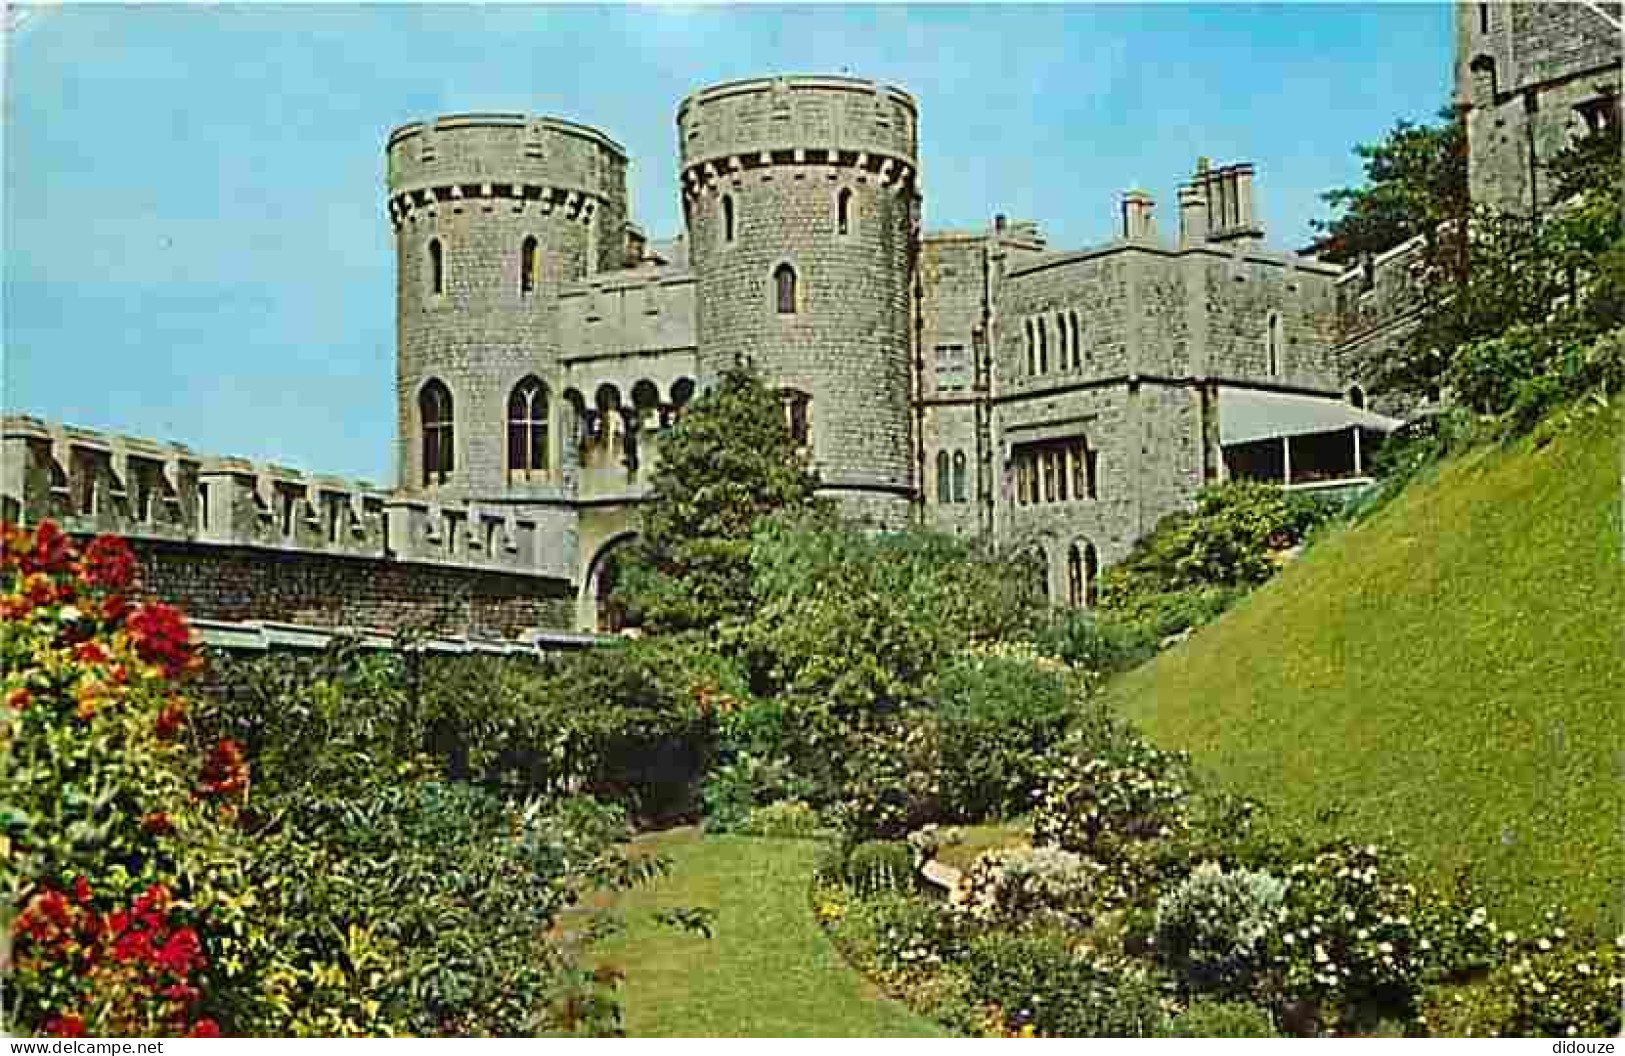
(5, 686, 31, 711)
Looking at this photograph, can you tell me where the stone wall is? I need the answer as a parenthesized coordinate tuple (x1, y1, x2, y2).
(1455, 2, 1622, 214)
(3, 415, 577, 637)
(128, 538, 573, 640)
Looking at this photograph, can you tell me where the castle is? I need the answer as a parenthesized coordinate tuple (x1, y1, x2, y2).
(4, 4, 1618, 638)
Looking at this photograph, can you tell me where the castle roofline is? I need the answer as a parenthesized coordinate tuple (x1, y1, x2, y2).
(387, 113, 627, 159)
(1004, 237, 1342, 280)
(677, 74, 917, 117)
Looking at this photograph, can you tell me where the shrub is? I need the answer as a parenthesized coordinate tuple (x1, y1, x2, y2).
(1032, 608, 1157, 674)
(844, 840, 916, 897)
(963, 932, 1171, 1037)
(3, 524, 245, 1038)
(950, 846, 1105, 930)
(830, 716, 942, 841)
(1031, 736, 1193, 862)
(929, 651, 1076, 822)
(700, 751, 813, 832)
(739, 799, 824, 839)
(1418, 917, 1623, 1038)
(1154, 862, 1289, 995)
(1163, 999, 1280, 1038)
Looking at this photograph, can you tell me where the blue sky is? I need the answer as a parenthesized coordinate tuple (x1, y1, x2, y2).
(5, 2, 1455, 484)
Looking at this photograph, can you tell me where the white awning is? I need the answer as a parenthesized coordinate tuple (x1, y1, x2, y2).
(1218, 387, 1402, 446)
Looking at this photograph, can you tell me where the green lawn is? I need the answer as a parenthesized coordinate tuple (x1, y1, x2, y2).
(588, 829, 949, 1038)
(1110, 405, 1624, 930)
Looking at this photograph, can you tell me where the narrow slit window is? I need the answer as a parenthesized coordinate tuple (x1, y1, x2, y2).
(722, 195, 736, 244)
(936, 451, 951, 504)
(520, 236, 538, 295)
(952, 451, 968, 503)
(428, 238, 444, 296)
(837, 188, 853, 236)
(774, 263, 798, 315)
(1266, 311, 1282, 376)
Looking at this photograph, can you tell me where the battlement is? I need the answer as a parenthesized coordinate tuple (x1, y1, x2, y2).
(1, 415, 561, 579)
(386, 112, 628, 229)
(1333, 233, 1429, 344)
(677, 74, 918, 193)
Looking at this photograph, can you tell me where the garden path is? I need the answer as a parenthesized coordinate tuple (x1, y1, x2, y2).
(584, 828, 948, 1038)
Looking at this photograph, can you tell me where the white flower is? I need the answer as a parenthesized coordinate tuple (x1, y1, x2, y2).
(1357, 929, 1370, 941)
(1343, 908, 1357, 923)
(1378, 942, 1394, 954)
(1314, 946, 1329, 964)
(1554, 928, 1566, 939)
(1576, 963, 1592, 975)
(1419, 938, 1432, 951)
(1537, 938, 1552, 951)
(59, 605, 82, 623)
(1531, 981, 1547, 995)
(1502, 931, 1518, 944)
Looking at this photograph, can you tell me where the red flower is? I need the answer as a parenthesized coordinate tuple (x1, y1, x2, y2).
(31, 522, 74, 575)
(44, 1013, 87, 1038)
(77, 535, 137, 592)
(73, 876, 93, 905)
(154, 698, 186, 738)
(199, 739, 249, 799)
(141, 812, 174, 836)
(126, 602, 196, 679)
(99, 593, 130, 625)
(37, 889, 70, 927)
(0, 593, 30, 620)
(187, 1019, 221, 1038)
(23, 573, 56, 607)
(73, 640, 108, 666)
(155, 927, 203, 975)
(162, 983, 200, 1005)
(5, 686, 31, 712)
(0, 521, 29, 572)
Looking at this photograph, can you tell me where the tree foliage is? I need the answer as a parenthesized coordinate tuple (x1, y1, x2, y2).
(612, 368, 826, 634)
(1309, 108, 1468, 266)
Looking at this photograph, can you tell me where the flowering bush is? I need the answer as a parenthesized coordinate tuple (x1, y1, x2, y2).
(1030, 736, 1193, 862)
(950, 846, 1106, 930)
(1162, 999, 1279, 1038)
(1154, 862, 1288, 995)
(1420, 918, 1623, 1038)
(843, 840, 916, 897)
(2, 522, 246, 1037)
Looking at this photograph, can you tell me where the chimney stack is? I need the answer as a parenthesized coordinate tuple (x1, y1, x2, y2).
(1121, 189, 1156, 241)
(1178, 184, 1208, 248)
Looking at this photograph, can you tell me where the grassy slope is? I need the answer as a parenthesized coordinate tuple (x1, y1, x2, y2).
(590, 829, 948, 1038)
(1112, 406, 1623, 930)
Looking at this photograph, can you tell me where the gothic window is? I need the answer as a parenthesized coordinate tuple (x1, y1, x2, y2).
(722, 195, 737, 244)
(774, 262, 798, 315)
(428, 238, 444, 296)
(1037, 317, 1049, 374)
(419, 379, 454, 485)
(952, 450, 968, 503)
(782, 389, 811, 445)
(1086, 447, 1099, 500)
(836, 188, 853, 236)
(1068, 540, 1099, 608)
(936, 451, 951, 504)
(1025, 320, 1036, 376)
(1069, 311, 1082, 369)
(520, 236, 539, 295)
(1266, 311, 1283, 376)
(507, 376, 549, 475)
(1055, 449, 1069, 502)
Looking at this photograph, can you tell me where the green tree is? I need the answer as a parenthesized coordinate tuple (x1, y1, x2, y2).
(612, 367, 826, 634)
(1309, 107, 1468, 266)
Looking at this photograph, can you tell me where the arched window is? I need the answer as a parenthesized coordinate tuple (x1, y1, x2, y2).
(419, 379, 454, 485)
(1348, 385, 1367, 410)
(952, 450, 968, 504)
(837, 188, 853, 236)
(507, 376, 549, 475)
(520, 236, 539, 295)
(1068, 540, 1099, 608)
(1038, 317, 1049, 374)
(1266, 311, 1282, 376)
(782, 389, 811, 445)
(1058, 313, 1070, 369)
(1025, 320, 1036, 375)
(428, 238, 444, 296)
(936, 451, 951, 504)
(774, 262, 798, 315)
(1069, 311, 1081, 369)
(722, 195, 736, 244)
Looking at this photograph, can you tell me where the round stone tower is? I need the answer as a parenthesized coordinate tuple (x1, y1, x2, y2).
(677, 76, 920, 527)
(386, 113, 629, 498)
